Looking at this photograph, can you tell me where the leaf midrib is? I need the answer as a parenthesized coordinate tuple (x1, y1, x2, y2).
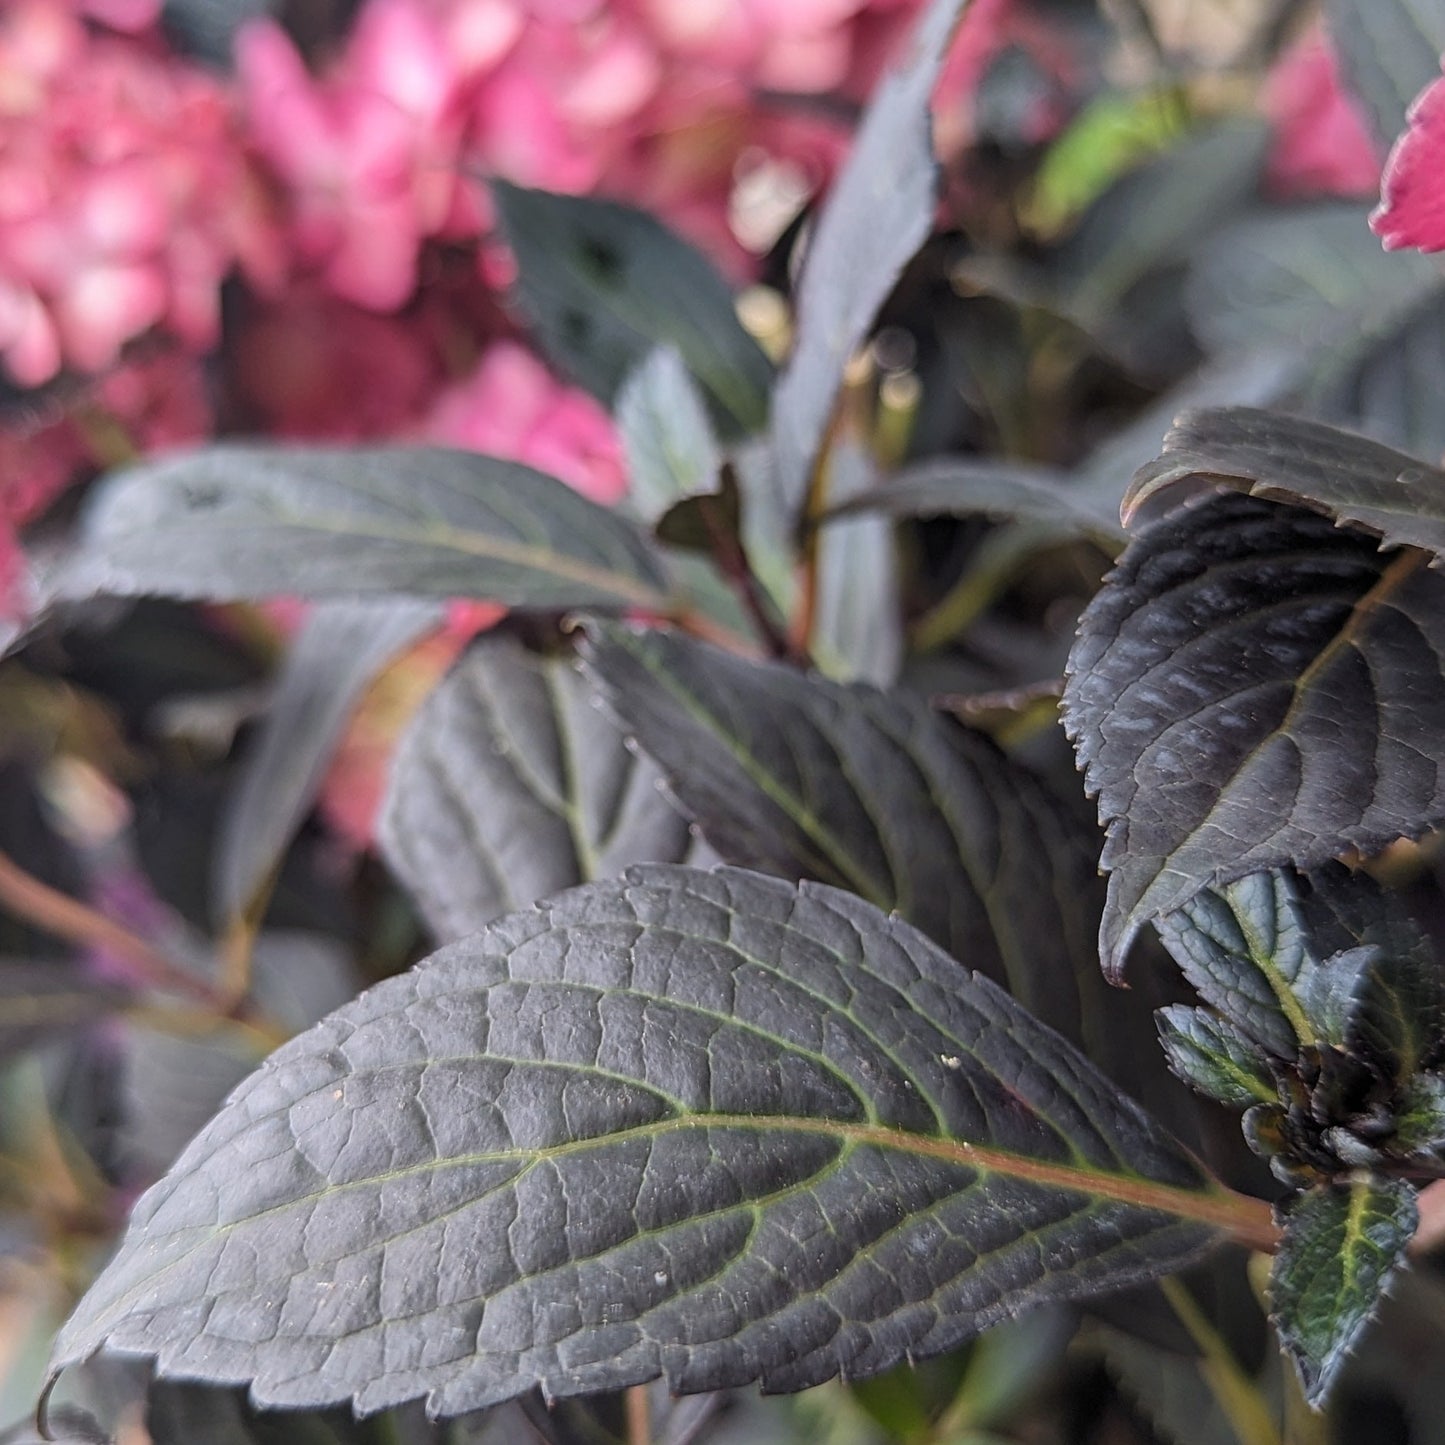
(80, 1109, 1272, 1343)
(98, 507, 671, 609)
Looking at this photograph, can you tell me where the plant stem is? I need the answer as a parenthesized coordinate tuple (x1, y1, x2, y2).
(0, 848, 214, 1005)
(0, 847, 286, 1046)
(625, 1384, 651, 1445)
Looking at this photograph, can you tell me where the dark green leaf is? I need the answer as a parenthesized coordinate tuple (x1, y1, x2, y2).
(493, 184, 771, 437)
(0, 961, 131, 1058)
(615, 347, 722, 526)
(50, 446, 671, 612)
(770, 0, 964, 519)
(50, 866, 1236, 1417)
(1052, 119, 1271, 331)
(1124, 408, 1445, 560)
(1155, 1006, 1277, 1107)
(377, 636, 691, 941)
(214, 600, 443, 923)
(1323, 0, 1445, 145)
(1063, 492, 1445, 977)
(1271, 1176, 1417, 1408)
(583, 625, 1116, 1057)
(1185, 204, 1445, 464)
(828, 347, 1304, 542)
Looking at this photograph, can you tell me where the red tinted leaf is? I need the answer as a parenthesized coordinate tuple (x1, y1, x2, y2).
(1371, 65, 1445, 251)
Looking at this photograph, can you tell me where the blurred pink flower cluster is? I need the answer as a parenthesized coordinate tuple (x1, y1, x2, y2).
(0, 0, 278, 387)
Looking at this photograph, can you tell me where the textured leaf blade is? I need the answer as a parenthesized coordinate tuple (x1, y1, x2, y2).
(770, 0, 964, 519)
(51, 866, 1240, 1418)
(614, 346, 722, 527)
(583, 625, 1117, 1059)
(1064, 492, 1445, 976)
(1155, 1006, 1276, 1107)
(1271, 1177, 1417, 1408)
(1125, 408, 1445, 560)
(493, 185, 772, 437)
(377, 635, 692, 940)
(215, 599, 443, 922)
(50, 446, 671, 611)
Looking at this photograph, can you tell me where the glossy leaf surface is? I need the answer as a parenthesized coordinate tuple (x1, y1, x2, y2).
(583, 626, 1111, 1054)
(1271, 1176, 1417, 1407)
(493, 184, 771, 437)
(51, 446, 670, 612)
(378, 636, 691, 941)
(51, 867, 1237, 1418)
(1064, 492, 1445, 975)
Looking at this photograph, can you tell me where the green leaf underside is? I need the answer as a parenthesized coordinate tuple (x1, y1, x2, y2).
(50, 446, 670, 611)
(1272, 1176, 1417, 1408)
(492, 185, 772, 437)
(582, 625, 1110, 1054)
(216, 599, 444, 922)
(1063, 491, 1445, 978)
(770, 0, 964, 519)
(377, 636, 692, 941)
(52, 867, 1238, 1419)
(1125, 408, 1445, 561)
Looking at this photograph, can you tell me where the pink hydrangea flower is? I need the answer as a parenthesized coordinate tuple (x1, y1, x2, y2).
(0, 1, 279, 385)
(237, 1, 486, 310)
(1262, 28, 1381, 199)
(419, 339, 626, 502)
(1372, 62, 1445, 253)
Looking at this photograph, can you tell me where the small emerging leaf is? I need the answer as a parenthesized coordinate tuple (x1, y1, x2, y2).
(1271, 1176, 1417, 1408)
(1155, 1006, 1277, 1107)
(1064, 491, 1445, 975)
(51, 446, 671, 612)
(51, 867, 1237, 1419)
